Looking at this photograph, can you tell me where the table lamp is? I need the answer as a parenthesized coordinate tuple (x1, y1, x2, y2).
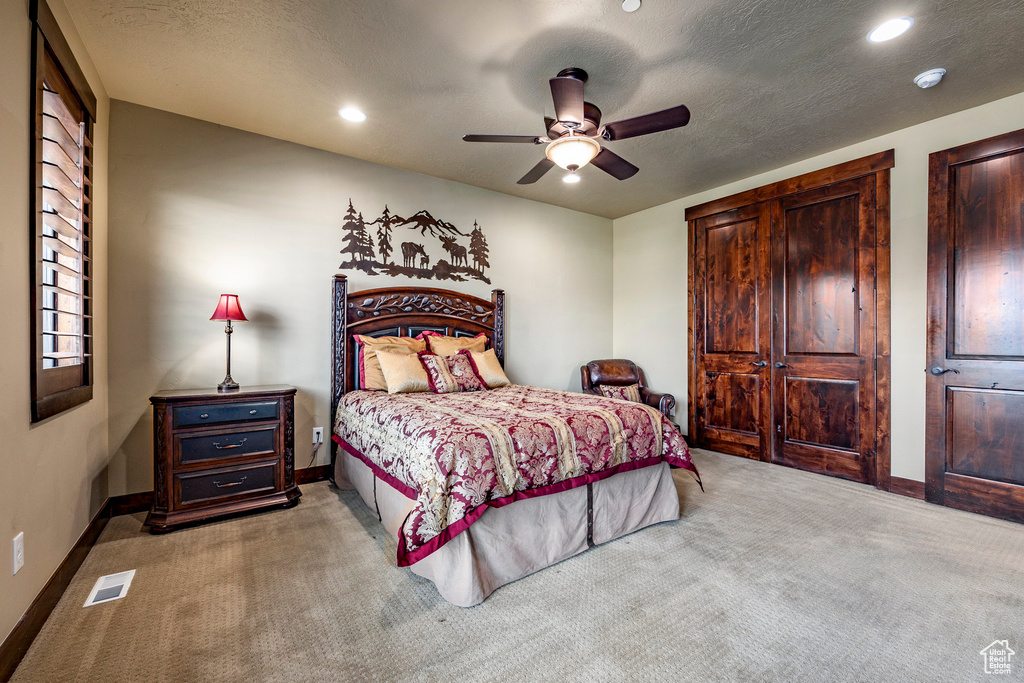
(210, 294, 247, 391)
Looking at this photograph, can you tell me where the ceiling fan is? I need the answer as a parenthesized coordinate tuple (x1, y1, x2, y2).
(463, 67, 690, 185)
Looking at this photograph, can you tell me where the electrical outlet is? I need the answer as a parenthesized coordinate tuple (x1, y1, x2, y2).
(312, 427, 324, 445)
(13, 532, 24, 575)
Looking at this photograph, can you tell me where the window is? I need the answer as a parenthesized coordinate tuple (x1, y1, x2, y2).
(30, 0, 97, 422)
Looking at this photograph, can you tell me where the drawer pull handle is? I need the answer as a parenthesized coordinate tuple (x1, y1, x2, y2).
(212, 437, 248, 450)
(248, 409, 258, 415)
(199, 413, 210, 419)
(213, 476, 247, 488)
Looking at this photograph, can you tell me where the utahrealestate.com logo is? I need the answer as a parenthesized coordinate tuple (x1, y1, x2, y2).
(980, 640, 1015, 675)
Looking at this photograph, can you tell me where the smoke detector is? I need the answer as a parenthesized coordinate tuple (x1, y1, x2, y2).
(914, 68, 947, 89)
(622, 0, 641, 12)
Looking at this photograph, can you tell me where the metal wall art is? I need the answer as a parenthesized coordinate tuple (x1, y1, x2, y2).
(338, 200, 491, 284)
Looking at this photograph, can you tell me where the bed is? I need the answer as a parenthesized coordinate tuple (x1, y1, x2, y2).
(329, 274, 699, 606)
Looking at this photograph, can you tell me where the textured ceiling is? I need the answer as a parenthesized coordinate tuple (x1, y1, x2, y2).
(67, 0, 1024, 218)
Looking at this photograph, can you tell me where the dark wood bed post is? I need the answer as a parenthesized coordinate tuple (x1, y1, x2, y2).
(330, 274, 348, 469)
(491, 289, 505, 366)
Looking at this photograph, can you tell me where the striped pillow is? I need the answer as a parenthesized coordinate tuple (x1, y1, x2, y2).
(598, 383, 642, 403)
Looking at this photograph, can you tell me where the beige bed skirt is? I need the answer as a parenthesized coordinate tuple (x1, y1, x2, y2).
(334, 450, 681, 606)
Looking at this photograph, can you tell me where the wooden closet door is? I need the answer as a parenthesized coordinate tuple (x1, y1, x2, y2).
(691, 203, 772, 459)
(770, 177, 877, 483)
(926, 130, 1024, 522)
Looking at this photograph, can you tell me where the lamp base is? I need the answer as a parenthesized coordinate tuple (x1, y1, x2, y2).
(217, 377, 240, 392)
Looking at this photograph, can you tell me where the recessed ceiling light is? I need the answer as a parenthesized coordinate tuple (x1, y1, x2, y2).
(867, 17, 914, 43)
(563, 172, 581, 184)
(622, 0, 641, 12)
(338, 107, 367, 122)
(914, 68, 947, 88)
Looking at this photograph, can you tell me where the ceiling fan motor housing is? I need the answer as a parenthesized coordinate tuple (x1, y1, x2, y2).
(556, 67, 589, 82)
(548, 102, 603, 138)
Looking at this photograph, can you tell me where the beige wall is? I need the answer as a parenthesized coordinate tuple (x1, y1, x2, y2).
(0, 0, 109, 648)
(3, 10, 1020, 647)
(106, 101, 613, 496)
(613, 90, 1024, 482)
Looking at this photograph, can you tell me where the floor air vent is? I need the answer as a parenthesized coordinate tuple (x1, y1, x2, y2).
(84, 569, 136, 607)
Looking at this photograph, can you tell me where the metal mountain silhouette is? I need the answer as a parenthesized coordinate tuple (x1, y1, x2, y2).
(342, 199, 490, 284)
(388, 209, 465, 238)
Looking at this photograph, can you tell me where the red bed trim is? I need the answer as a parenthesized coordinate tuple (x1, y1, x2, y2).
(333, 433, 697, 567)
(334, 435, 419, 500)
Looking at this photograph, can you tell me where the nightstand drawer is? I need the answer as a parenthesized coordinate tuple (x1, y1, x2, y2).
(175, 462, 278, 507)
(176, 426, 278, 468)
(173, 400, 279, 428)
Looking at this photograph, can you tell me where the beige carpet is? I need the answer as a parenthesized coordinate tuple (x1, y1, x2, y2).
(12, 450, 1024, 682)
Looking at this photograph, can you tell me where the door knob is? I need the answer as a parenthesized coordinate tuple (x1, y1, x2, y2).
(929, 366, 959, 375)
(749, 360, 768, 367)
(774, 362, 789, 369)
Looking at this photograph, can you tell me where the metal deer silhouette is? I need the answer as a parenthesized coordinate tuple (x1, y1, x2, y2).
(401, 242, 428, 268)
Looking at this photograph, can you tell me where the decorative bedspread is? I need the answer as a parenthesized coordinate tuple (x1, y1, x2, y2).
(333, 384, 699, 566)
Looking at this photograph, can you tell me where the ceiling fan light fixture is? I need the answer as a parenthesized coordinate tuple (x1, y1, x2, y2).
(545, 135, 601, 170)
(563, 171, 581, 184)
(867, 17, 914, 43)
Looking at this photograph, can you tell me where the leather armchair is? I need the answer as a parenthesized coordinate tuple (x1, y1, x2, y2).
(580, 359, 675, 418)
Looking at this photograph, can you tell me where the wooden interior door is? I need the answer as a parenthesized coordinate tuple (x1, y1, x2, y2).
(691, 203, 772, 459)
(770, 177, 877, 484)
(926, 130, 1024, 522)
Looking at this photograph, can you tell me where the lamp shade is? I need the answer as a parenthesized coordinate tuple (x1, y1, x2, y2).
(545, 135, 601, 170)
(210, 294, 248, 322)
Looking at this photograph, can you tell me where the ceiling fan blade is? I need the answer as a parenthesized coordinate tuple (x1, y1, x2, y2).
(603, 104, 691, 141)
(517, 158, 555, 185)
(463, 134, 541, 144)
(590, 148, 639, 180)
(549, 76, 585, 126)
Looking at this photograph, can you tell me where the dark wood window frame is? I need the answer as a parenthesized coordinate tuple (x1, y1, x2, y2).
(30, 0, 98, 422)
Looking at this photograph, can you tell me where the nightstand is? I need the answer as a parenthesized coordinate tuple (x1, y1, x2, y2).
(145, 385, 300, 533)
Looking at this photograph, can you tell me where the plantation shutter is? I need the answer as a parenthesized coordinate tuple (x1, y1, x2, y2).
(31, 0, 96, 422)
(41, 53, 90, 369)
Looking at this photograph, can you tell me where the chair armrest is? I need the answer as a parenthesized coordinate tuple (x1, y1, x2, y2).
(640, 388, 675, 417)
(580, 366, 598, 394)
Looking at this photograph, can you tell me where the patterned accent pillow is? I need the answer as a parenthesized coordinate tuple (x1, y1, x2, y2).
(598, 383, 642, 403)
(419, 350, 488, 394)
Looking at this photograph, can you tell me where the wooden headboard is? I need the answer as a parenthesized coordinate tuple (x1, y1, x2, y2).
(330, 274, 505, 459)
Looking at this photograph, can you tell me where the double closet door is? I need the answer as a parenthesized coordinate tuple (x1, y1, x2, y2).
(688, 153, 892, 486)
